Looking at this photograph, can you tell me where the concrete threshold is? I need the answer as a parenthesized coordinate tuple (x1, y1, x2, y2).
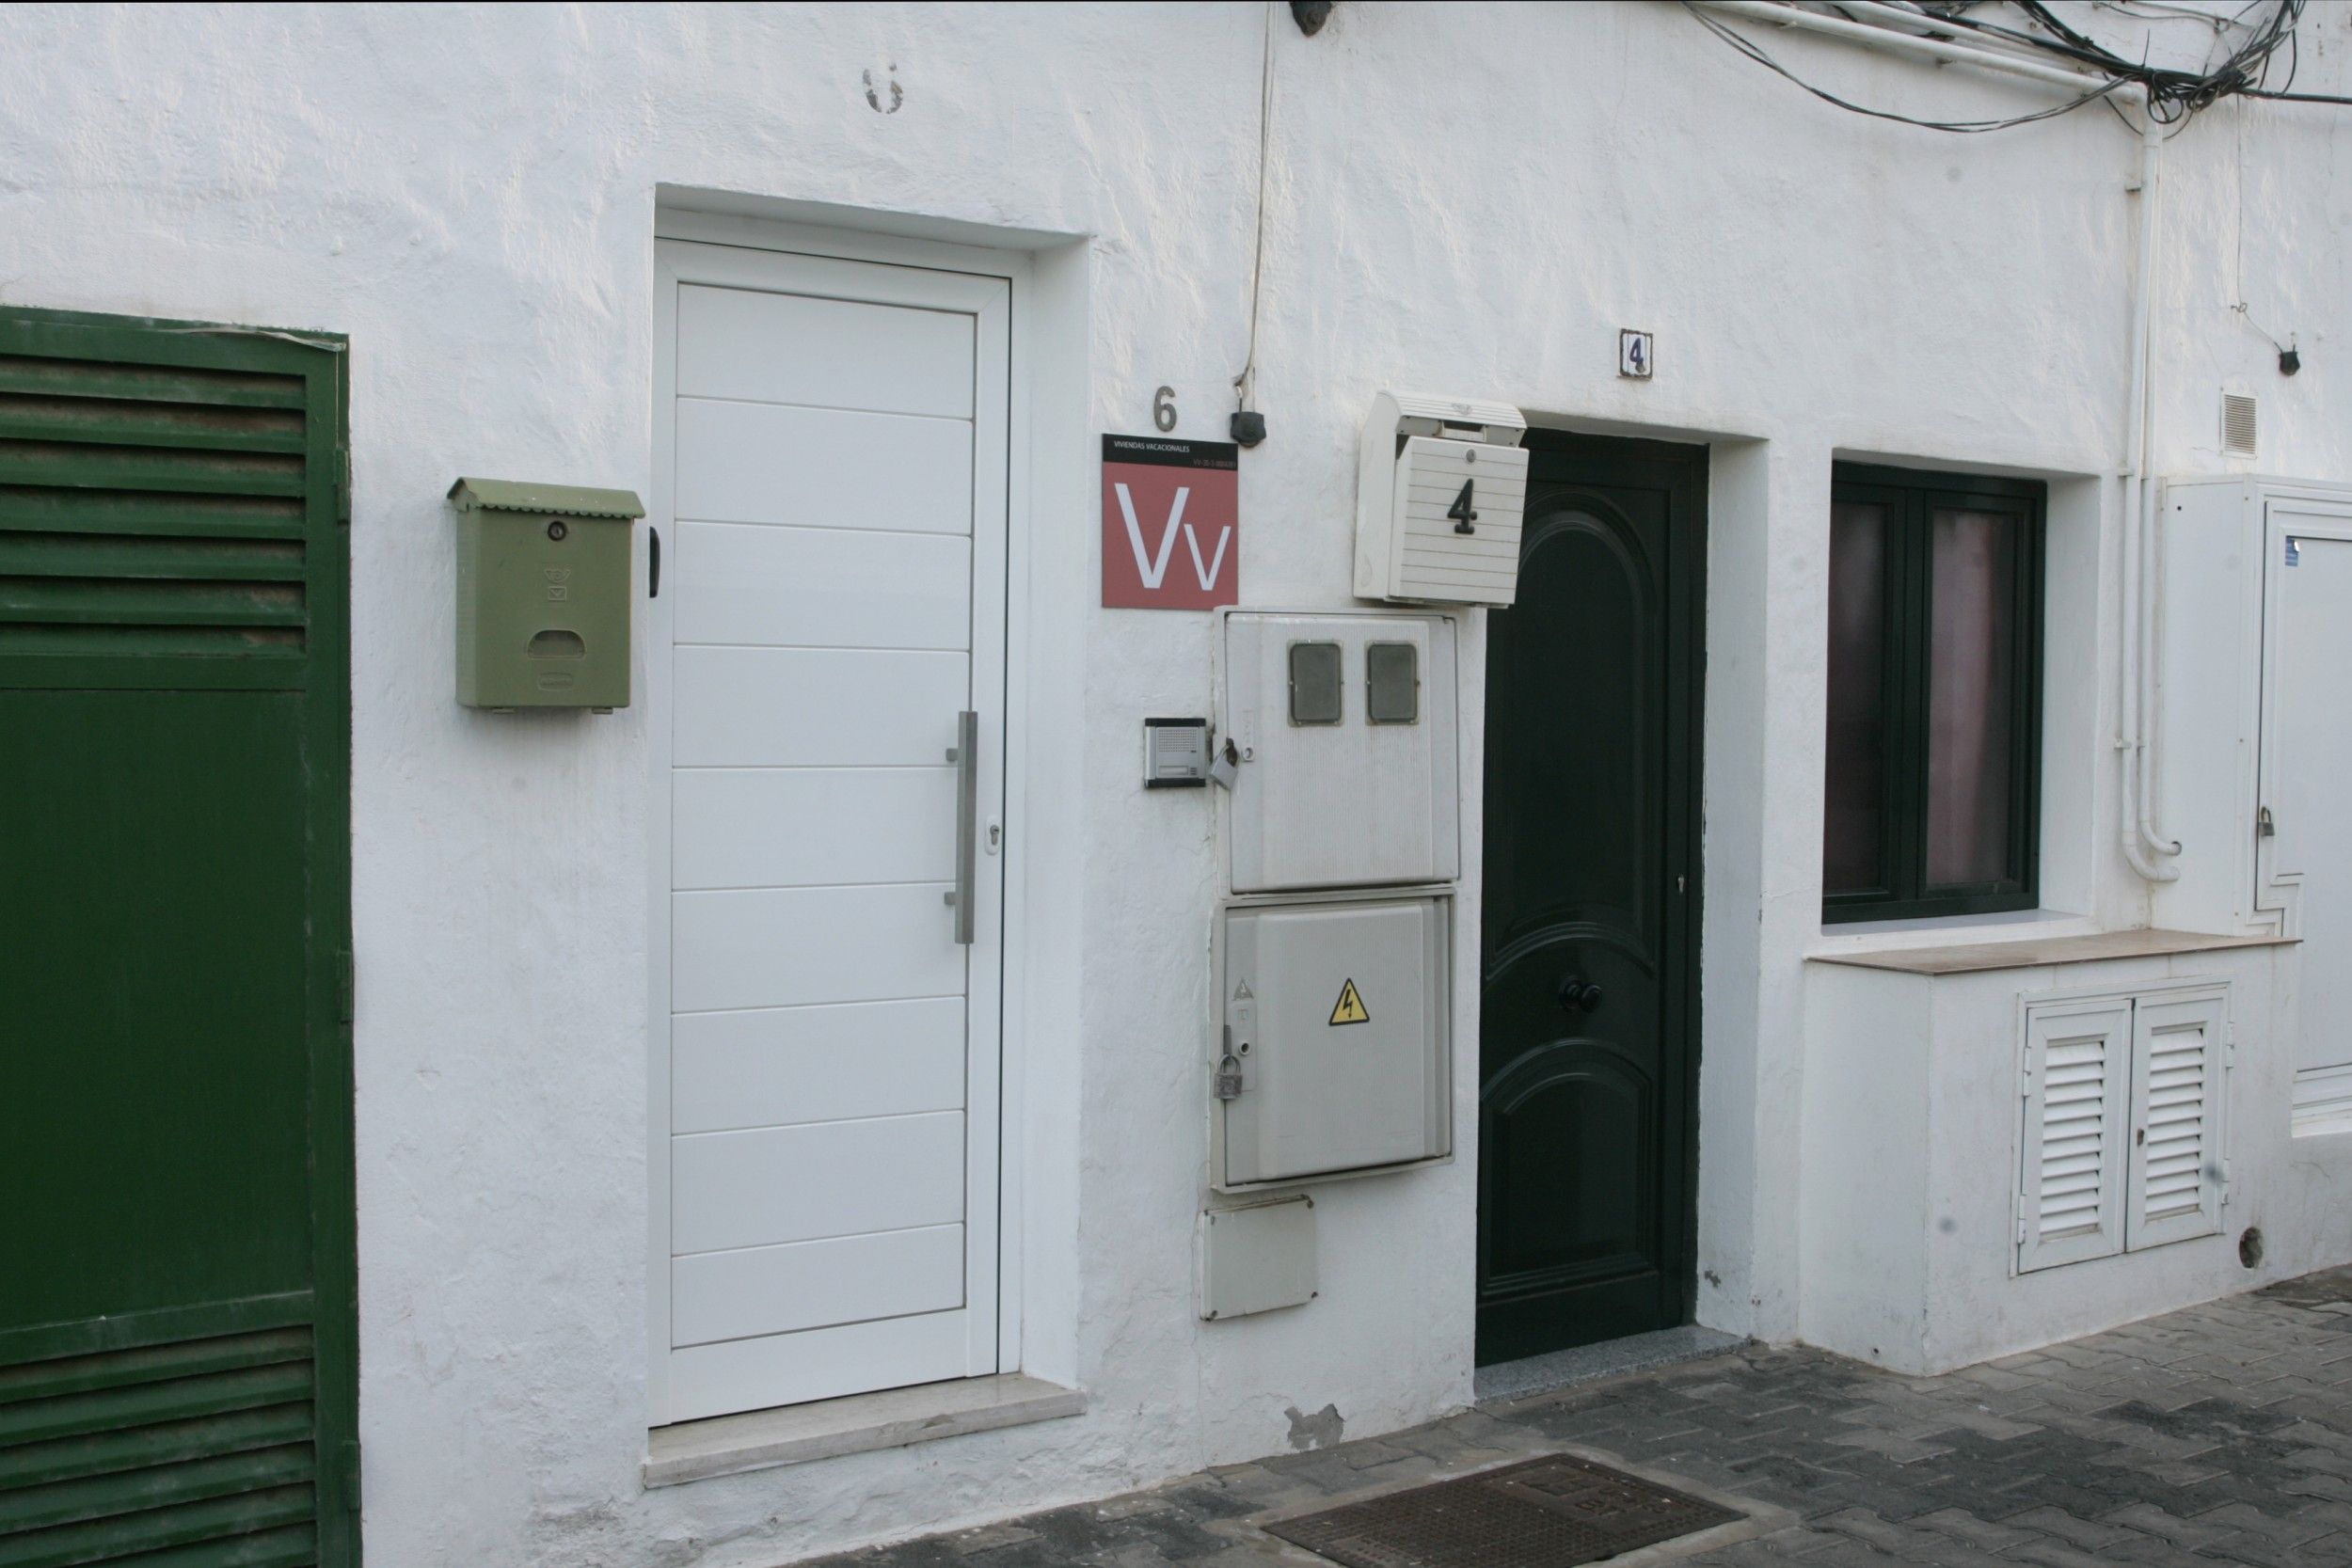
(1473, 1324, 1750, 1406)
(644, 1373, 1086, 1487)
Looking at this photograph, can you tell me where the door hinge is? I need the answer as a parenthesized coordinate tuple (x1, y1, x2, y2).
(336, 948, 355, 1024)
(339, 1437, 361, 1513)
(2016, 1203, 2030, 1246)
(336, 447, 353, 523)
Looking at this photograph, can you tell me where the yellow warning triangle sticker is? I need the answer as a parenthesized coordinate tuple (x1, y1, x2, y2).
(1328, 978, 1371, 1027)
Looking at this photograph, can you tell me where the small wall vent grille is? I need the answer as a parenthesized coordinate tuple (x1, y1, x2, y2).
(2222, 393, 2259, 458)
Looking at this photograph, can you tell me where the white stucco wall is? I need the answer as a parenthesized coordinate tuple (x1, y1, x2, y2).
(7, 3, 2352, 1563)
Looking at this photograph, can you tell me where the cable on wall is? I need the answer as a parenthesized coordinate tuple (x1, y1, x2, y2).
(1231, 0, 1276, 448)
(1686, 0, 2352, 132)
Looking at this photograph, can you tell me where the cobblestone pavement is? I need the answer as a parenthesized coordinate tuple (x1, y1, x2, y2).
(807, 1268, 2352, 1568)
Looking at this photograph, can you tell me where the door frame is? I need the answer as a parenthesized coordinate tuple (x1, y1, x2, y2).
(644, 219, 1036, 1424)
(1476, 427, 1708, 1350)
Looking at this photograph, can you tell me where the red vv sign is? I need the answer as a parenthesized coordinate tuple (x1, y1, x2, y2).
(1101, 435, 1239, 610)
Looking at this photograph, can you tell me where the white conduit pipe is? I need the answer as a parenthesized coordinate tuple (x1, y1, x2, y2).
(2127, 117, 2183, 878)
(2122, 114, 2180, 883)
(1691, 1, 2182, 883)
(1693, 0, 2124, 94)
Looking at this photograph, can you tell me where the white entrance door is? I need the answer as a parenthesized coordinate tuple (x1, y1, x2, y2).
(649, 239, 1009, 1424)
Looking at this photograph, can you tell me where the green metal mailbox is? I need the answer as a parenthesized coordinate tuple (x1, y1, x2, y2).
(448, 477, 644, 710)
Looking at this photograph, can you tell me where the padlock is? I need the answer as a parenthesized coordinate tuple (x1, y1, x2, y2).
(1214, 1053, 1245, 1101)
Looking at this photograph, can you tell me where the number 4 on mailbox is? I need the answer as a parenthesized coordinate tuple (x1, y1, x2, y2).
(1447, 480, 1477, 535)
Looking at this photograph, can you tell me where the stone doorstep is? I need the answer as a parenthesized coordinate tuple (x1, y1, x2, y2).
(643, 1373, 1087, 1487)
(1474, 1325, 1754, 1407)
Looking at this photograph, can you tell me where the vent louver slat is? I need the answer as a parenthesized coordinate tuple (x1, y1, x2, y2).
(0, 356, 308, 411)
(2036, 1037, 2111, 1241)
(2140, 1032, 2210, 1222)
(0, 355, 310, 689)
(0, 394, 307, 455)
(0, 1446, 312, 1537)
(2223, 392, 2259, 458)
(0, 1328, 317, 1568)
(0, 1484, 315, 1568)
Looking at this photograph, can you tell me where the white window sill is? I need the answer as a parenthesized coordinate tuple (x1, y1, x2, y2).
(1810, 907, 2097, 957)
(1807, 924, 2294, 977)
(644, 1373, 1086, 1488)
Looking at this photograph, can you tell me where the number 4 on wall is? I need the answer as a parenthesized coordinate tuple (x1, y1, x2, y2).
(1619, 328, 1654, 380)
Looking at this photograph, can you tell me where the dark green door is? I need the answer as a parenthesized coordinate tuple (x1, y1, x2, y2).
(0, 309, 357, 1565)
(1476, 433, 1705, 1366)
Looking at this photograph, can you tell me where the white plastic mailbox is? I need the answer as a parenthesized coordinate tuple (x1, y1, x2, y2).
(1220, 610, 1459, 895)
(1354, 390, 1529, 607)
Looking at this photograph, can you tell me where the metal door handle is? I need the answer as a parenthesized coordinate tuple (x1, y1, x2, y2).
(1557, 976, 1604, 1013)
(946, 709, 977, 944)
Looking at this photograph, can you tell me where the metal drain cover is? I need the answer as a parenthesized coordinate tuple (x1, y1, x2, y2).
(1264, 1453, 1744, 1568)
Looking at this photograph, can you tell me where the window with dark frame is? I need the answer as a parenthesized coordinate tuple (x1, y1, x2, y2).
(1823, 464, 2044, 922)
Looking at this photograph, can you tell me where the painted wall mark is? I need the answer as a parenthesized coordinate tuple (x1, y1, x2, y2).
(1285, 1403, 1346, 1450)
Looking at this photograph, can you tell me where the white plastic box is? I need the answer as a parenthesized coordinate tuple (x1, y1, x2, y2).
(1220, 610, 1459, 894)
(1354, 390, 1529, 607)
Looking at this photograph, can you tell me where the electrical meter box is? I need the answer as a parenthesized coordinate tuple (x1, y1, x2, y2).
(1222, 610, 1458, 893)
(1355, 390, 1529, 607)
(1213, 895, 1452, 1189)
(449, 477, 644, 710)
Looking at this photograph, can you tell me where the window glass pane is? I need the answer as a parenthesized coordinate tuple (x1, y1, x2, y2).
(1926, 507, 2018, 886)
(1365, 641, 1419, 724)
(1288, 641, 1343, 724)
(1823, 500, 1888, 894)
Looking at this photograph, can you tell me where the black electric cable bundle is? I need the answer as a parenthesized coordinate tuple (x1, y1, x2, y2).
(1685, 0, 2352, 134)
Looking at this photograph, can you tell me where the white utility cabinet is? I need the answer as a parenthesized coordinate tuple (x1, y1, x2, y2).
(1354, 390, 1529, 606)
(2153, 475, 2352, 1130)
(1212, 894, 1453, 1190)
(1220, 610, 1458, 894)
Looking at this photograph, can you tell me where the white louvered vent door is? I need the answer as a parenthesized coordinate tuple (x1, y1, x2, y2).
(2018, 998, 2130, 1274)
(2127, 990, 2227, 1251)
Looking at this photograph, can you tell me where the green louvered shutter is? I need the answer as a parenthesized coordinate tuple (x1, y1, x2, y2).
(0, 309, 357, 1568)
